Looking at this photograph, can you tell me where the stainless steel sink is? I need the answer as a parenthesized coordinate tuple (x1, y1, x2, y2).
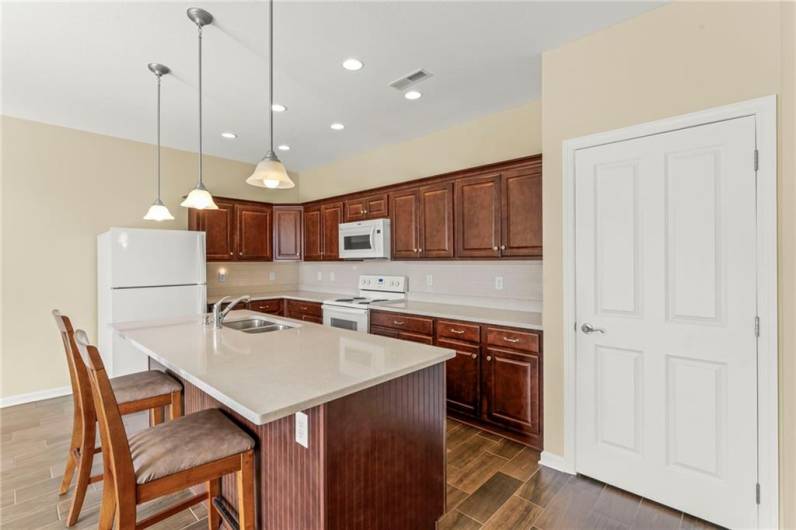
(223, 318, 294, 333)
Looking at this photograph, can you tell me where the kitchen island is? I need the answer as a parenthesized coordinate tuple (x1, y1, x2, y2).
(113, 310, 455, 530)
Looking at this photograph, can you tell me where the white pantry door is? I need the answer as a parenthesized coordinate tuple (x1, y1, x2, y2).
(574, 116, 758, 528)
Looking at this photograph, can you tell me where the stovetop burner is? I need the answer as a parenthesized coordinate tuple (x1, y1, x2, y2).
(356, 299, 388, 305)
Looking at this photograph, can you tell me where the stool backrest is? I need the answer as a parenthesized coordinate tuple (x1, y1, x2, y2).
(52, 310, 96, 431)
(73, 329, 136, 495)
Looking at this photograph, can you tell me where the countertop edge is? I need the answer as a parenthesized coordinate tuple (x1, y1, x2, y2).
(369, 304, 544, 331)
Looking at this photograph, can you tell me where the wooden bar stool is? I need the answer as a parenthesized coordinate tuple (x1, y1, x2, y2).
(73, 329, 256, 530)
(53, 310, 184, 526)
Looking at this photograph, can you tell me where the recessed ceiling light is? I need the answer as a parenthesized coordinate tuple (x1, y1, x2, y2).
(272, 103, 286, 112)
(221, 131, 237, 139)
(342, 58, 363, 71)
(330, 123, 345, 131)
(404, 90, 422, 101)
(277, 144, 290, 151)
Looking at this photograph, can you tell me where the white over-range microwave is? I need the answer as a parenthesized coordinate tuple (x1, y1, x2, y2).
(338, 219, 391, 260)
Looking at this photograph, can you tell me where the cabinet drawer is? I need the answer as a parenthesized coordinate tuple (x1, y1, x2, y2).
(300, 314, 323, 324)
(397, 331, 433, 345)
(436, 320, 480, 343)
(285, 299, 322, 318)
(249, 299, 283, 315)
(485, 327, 539, 353)
(370, 311, 433, 335)
(370, 325, 399, 338)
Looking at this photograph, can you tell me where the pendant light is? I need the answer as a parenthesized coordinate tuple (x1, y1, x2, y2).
(144, 63, 175, 221)
(246, 0, 294, 189)
(181, 7, 218, 209)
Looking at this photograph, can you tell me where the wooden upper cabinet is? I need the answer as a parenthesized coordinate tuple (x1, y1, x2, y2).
(344, 193, 389, 222)
(321, 202, 343, 260)
(303, 207, 322, 261)
(390, 189, 421, 259)
(273, 206, 303, 261)
(501, 164, 542, 258)
(188, 198, 236, 261)
(419, 183, 454, 258)
(235, 202, 272, 261)
(454, 174, 501, 258)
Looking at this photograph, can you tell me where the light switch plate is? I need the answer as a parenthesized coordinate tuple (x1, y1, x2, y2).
(426, 274, 433, 287)
(330, 272, 336, 281)
(316, 271, 322, 281)
(217, 270, 226, 283)
(269, 271, 276, 281)
(295, 411, 308, 448)
(495, 276, 504, 290)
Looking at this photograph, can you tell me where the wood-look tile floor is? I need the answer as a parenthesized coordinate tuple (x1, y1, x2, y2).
(441, 419, 725, 530)
(1, 397, 724, 530)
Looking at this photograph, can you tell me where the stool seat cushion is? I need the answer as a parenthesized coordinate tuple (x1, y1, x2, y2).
(110, 370, 182, 404)
(129, 409, 255, 484)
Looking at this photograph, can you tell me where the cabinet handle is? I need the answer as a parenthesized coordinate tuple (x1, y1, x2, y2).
(487, 355, 492, 361)
(503, 336, 520, 343)
(449, 328, 465, 334)
(393, 320, 405, 326)
(301, 306, 308, 310)
(471, 353, 477, 359)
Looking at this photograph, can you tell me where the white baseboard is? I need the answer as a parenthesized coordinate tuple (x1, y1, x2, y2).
(539, 451, 575, 474)
(0, 386, 72, 408)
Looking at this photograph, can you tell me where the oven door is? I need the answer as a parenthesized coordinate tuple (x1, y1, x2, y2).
(322, 305, 369, 332)
(339, 224, 381, 259)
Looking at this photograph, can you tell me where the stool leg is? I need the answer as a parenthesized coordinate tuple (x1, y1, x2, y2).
(237, 451, 255, 530)
(150, 406, 164, 426)
(170, 390, 183, 420)
(59, 408, 83, 495)
(207, 478, 221, 530)
(66, 422, 96, 526)
(97, 477, 116, 530)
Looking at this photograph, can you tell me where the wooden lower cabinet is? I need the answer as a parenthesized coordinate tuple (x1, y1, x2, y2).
(369, 309, 542, 449)
(249, 298, 284, 316)
(285, 299, 323, 323)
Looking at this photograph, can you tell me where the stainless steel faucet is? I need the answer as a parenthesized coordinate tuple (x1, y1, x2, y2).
(212, 295, 251, 328)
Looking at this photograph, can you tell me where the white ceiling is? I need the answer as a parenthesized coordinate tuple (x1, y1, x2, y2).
(2, 1, 661, 171)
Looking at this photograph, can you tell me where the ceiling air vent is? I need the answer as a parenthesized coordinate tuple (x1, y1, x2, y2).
(389, 69, 433, 91)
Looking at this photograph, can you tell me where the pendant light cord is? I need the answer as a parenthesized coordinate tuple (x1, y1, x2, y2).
(197, 24, 204, 187)
(268, 0, 274, 154)
(156, 73, 162, 201)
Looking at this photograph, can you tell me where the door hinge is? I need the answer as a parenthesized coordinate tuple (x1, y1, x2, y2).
(756, 483, 761, 504)
(755, 316, 760, 337)
(754, 149, 759, 171)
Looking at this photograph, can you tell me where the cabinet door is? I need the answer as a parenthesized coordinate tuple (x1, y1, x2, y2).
(344, 197, 367, 222)
(364, 194, 389, 219)
(321, 202, 343, 260)
(419, 183, 454, 258)
(389, 189, 421, 259)
(483, 346, 541, 437)
(454, 174, 501, 258)
(189, 198, 236, 261)
(437, 338, 480, 417)
(501, 165, 542, 257)
(303, 208, 322, 261)
(273, 206, 303, 260)
(235, 203, 272, 261)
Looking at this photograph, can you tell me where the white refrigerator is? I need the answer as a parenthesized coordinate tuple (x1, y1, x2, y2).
(98, 228, 206, 376)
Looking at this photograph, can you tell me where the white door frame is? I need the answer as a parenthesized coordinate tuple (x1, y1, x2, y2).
(560, 95, 778, 528)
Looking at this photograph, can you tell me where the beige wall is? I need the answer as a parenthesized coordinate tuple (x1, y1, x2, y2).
(541, 1, 795, 524)
(0, 116, 299, 399)
(298, 100, 542, 202)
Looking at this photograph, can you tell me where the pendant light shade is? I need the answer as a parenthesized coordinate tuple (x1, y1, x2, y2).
(143, 63, 174, 222)
(247, 0, 294, 190)
(246, 151, 292, 189)
(182, 8, 218, 210)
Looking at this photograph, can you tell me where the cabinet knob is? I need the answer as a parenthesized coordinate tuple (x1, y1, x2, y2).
(413, 248, 418, 253)
(363, 210, 368, 214)
(418, 248, 423, 253)
(493, 246, 498, 251)
(486, 355, 492, 361)
(500, 245, 506, 250)
(239, 251, 243, 256)
(229, 252, 233, 256)
(471, 353, 477, 359)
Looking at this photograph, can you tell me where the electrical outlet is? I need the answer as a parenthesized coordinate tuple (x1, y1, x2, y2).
(495, 276, 504, 290)
(217, 269, 226, 283)
(295, 411, 308, 448)
(316, 271, 322, 281)
(330, 272, 336, 281)
(426, 274, 433, 287)
(269, 271, 276, 281)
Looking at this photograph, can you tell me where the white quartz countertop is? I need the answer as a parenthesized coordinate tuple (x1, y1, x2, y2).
(112, 310, 454, 425)
(207, 290, 342, 305)
(371, 300, 543, 331)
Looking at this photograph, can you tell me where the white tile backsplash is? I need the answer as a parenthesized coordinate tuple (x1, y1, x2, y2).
(298, 260, 543, 312)
(206, 261, 299, 296)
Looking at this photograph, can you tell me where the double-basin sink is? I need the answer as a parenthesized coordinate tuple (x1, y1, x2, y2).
(223, 318, 294, 334)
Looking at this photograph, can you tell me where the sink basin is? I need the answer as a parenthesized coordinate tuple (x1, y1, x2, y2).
(223, 318, 294, 333)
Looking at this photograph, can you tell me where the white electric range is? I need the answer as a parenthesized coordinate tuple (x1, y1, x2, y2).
(322, 275, 407, 333)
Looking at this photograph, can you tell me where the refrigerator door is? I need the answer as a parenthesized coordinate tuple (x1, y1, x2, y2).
(107, 228, 206, 288)
(106, 284, 206, 376)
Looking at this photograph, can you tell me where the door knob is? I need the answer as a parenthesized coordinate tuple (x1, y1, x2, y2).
(581, 323, 606, 334)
